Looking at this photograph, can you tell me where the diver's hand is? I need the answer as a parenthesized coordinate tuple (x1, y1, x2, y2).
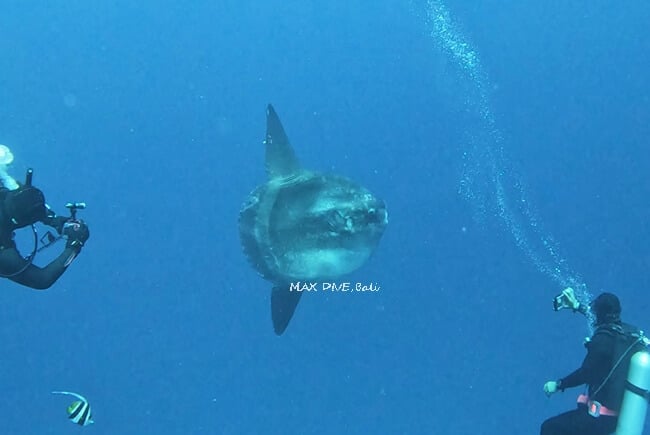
(64, 220, 90, 251)
(554, 287, 581, 311)
(561, 287, 580, 310)
(50, 216, 69, 235)
(544, 381, 559, 397)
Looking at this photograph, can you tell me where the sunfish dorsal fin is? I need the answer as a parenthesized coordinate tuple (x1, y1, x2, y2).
(265, 104, 300, 178)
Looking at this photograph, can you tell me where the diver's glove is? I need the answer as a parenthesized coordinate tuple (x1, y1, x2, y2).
(63, 220, 90, 251)
(543, 380, 560, 397)
(553, 287, 583, 312)
(562, 287, 581, 311)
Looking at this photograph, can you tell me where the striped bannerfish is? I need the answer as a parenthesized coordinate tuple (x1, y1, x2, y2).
(51, 391, 94, 426)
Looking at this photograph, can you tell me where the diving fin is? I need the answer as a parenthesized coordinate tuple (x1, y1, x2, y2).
(271, 285, 303, 335)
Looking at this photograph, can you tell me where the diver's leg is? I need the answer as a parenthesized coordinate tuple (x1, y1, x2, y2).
(545, 406, 617, 435)
(540, 408, 581, 435)
(580, 414, 617, 435)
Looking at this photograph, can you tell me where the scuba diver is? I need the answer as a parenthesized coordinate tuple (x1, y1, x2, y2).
(0, 167, 89, 289)
(540, 288, 647, 435)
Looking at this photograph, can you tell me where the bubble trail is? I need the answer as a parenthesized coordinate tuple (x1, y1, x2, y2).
(424, 0, 595, 329)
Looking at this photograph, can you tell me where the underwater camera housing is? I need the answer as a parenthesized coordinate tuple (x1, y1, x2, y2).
(33, 169, 87, 251)
(553, 291, 570, 311)
(65, 202, 86, 221)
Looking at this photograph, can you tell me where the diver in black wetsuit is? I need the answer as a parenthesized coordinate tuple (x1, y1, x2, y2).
(540, 289, 644, 435)
(0, 171, 89, 289)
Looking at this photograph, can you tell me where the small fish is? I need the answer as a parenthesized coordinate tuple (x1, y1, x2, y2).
(51, 391, 94, 426)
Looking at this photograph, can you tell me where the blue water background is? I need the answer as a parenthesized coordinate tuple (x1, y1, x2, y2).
(1, 1, 649, 433)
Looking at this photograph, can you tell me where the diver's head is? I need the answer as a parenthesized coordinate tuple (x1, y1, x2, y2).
(2, 185, 47, 229)
(590, 292, 621, 325)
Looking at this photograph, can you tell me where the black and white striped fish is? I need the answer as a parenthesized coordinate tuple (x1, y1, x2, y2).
(52, 391, 94, 426)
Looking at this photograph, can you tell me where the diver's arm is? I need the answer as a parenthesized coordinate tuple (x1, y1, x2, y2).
(1, 246, 80, 290)
(558, 334, 611, 390)
(558, 367, 585, 391)
(575, 303, 589, 316)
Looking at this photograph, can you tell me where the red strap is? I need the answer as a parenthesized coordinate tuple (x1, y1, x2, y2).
(576, 394, 618, 416)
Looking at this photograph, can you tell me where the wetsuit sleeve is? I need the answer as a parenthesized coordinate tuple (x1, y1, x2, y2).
(576, 303, 589, 316)
(559, 333, 612, 390)
(1, 246, 80, 290)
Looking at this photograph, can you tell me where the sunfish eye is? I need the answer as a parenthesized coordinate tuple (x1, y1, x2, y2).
(365, 207, 384, 224)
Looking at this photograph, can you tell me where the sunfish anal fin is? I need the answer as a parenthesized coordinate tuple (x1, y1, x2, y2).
(265, 104, 300, 179)
(271, 284, 303, 335)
